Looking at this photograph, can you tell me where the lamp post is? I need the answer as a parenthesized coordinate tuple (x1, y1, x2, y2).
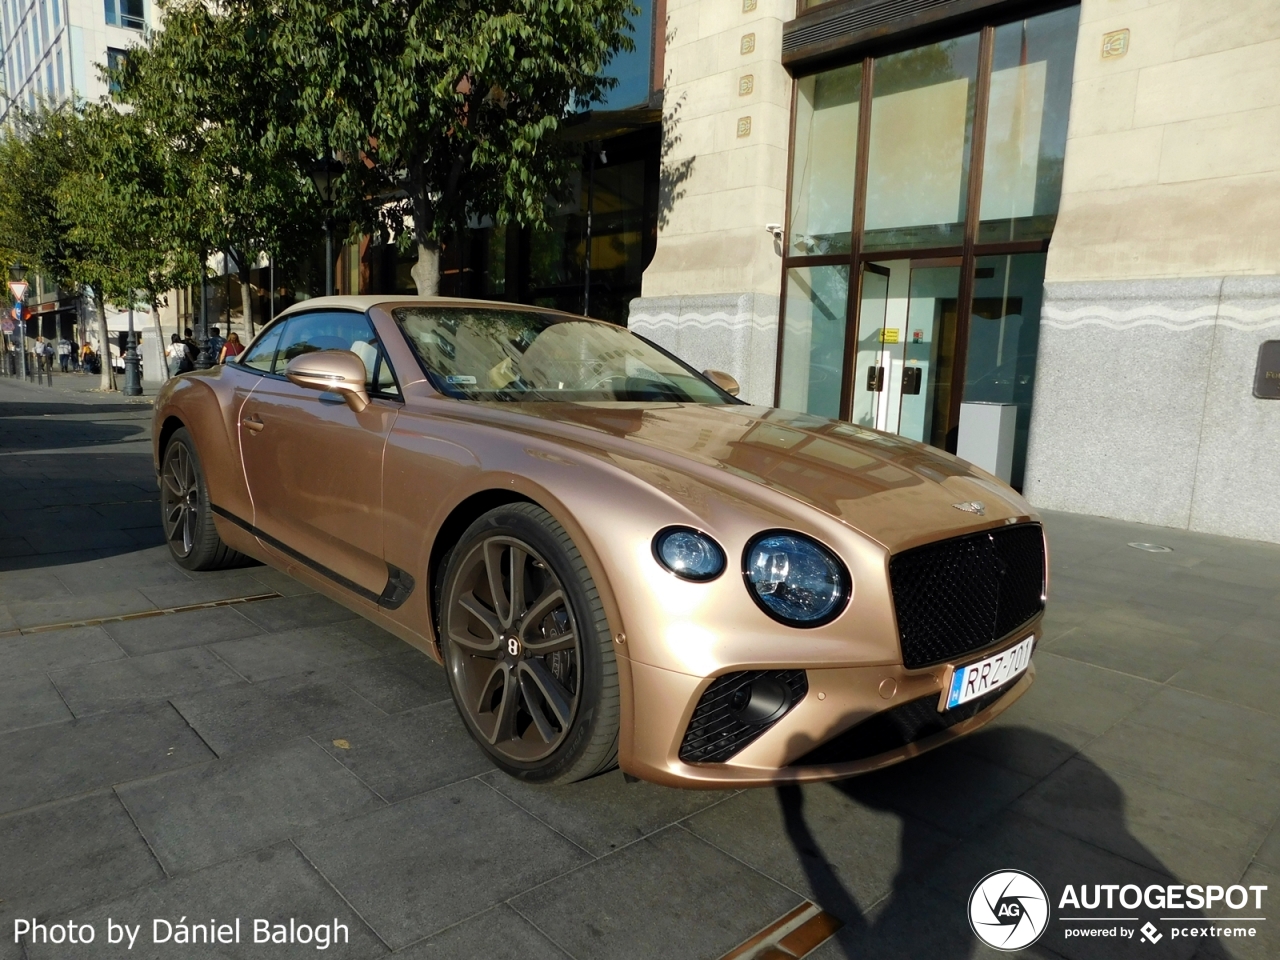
(307, 155, 343, 297)
(194, 256, 214, 370)
(8, 263, 27, 381)
(122, 294, 142, 396)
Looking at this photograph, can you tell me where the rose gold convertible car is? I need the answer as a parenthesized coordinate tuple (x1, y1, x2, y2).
(153, 297, 1046, 787)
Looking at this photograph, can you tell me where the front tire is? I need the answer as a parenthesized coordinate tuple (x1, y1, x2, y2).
(440, 503, 619, 784)
(160, 427, 249, 571)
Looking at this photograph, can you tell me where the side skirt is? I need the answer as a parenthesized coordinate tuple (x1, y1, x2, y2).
(210, 504, 415, 611)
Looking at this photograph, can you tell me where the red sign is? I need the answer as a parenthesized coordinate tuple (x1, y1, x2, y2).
(7, 280, 28, 302)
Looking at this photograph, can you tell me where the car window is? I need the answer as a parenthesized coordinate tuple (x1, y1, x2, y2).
(238, 322, 284, 373)
(392, 307, 734, 404)
(272, 310, 400, 396)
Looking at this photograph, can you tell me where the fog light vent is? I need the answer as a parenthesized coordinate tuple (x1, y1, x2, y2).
(679, 670, 808, 763)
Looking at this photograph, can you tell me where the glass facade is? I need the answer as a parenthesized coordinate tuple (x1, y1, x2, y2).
(978, 8, 1079, 244)
(778, 4, 1079, 488)
(778, 264, 849, 419)
(789, 64, 860, 256)
(360, 128, 660, 327)
(863, 35, 979, 253)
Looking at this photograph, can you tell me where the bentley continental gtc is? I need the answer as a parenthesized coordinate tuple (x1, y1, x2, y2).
(153, 297, 1047, 787)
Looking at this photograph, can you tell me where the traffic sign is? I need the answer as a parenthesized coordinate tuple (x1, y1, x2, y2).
(1, 319, 13, 334)
(8, 280, 27, 302)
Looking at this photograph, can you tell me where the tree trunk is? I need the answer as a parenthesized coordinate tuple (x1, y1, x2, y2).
(95, 292, 115, 391)
(239, 275, 255, 337)
(409, 241, 440, 296)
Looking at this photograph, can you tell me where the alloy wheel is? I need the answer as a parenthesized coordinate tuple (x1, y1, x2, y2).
(445, 535, 582, 762)
(160, 442, 199, 558)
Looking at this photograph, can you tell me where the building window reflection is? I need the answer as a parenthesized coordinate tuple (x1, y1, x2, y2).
(863, 35, 979, 253)
(789, 64, 860, 256)
(978, 9, 1079, 243)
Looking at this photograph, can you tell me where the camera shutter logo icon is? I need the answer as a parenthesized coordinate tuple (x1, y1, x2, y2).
(968, 870, 1050, 950)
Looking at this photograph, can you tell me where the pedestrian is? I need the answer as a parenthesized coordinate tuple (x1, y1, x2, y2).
(208, 326, 226, 361)
(36, 337, 53, 375)
(217, 332, 245, 364)
(167, 333, 193, 377)
(57, 338, 71, 372)
(79, 341, 93, 374)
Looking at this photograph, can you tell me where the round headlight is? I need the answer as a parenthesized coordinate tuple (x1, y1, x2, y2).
(653, 527, 726, 582)
(743, 532, 850, 626)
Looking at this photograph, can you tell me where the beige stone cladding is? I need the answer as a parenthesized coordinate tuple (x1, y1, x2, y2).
(1028, 0, 1280, 542)
(629, 0, 793, 403)
(1049, 0, 1280, 280)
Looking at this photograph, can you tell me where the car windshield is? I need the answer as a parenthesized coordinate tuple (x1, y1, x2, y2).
(393, 307, 735, 403)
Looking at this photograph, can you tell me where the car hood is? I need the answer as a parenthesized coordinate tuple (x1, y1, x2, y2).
(472, 401, 1036, 552)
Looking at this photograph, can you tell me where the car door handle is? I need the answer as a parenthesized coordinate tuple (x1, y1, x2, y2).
(242, 414, 265, 434)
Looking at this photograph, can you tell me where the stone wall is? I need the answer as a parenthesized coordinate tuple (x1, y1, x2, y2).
(1029, 0, 1280, 542)
(629, 0, 794, 401)
(628, 293, 779, 405)
(1025, 277, 1280, 543)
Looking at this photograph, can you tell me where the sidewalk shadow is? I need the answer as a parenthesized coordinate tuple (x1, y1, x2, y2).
(778, 726, 1225, 959)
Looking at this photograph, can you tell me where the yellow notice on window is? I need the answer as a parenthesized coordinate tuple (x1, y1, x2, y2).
(880, 328, 900, 344)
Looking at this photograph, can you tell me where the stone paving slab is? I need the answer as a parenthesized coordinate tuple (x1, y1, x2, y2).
(0, 792, 165, 928)
(509, 826, 802, 960)
(0, 702, 215, 814)
(316, 700, 494, 804)
(3, 375, 1279, 960)
(117, 738, 386, 875)
(22, 843, 389, 960)
(295, 779, 593, 949)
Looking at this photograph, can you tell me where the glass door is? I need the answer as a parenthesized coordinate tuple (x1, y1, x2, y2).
(851, 259, 961, 447)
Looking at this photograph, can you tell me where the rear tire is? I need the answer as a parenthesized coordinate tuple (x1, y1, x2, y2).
(440, 503, 619, 784)
(160, 427, 250, 571)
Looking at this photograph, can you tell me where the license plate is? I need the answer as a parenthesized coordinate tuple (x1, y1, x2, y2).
(942, 636, 1035, 710)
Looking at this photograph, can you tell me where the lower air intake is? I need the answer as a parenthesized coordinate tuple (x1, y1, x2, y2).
(679, 670, 808, 763)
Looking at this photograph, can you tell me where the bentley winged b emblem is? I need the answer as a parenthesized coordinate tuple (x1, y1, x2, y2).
(952, 501, 986, 515)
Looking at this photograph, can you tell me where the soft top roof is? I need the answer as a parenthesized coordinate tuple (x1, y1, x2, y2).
(274, 295, 584, 322)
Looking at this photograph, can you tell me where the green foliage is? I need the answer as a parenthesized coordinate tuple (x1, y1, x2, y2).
(0, 104, 191, 306)
(113, 0, 321, 290)
(267, 0, 637, 253)
(1, 0, 638, 306)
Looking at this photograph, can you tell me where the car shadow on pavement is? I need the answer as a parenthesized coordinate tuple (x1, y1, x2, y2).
(778, 727, 1227, 959)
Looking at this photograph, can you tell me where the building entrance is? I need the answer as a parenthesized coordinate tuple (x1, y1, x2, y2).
(852, 259, 960, 450)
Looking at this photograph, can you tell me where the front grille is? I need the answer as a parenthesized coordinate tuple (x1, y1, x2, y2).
(792, 686, 1009, 766)
(679, 670, 808, 763)
(889, 523, 1045, 669)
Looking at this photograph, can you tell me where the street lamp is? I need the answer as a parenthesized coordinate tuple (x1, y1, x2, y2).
(8, 262, 27, 381)
(122, 293, 142, 396)
(307, 154, 343, 297)
(194, 255, 214, 371)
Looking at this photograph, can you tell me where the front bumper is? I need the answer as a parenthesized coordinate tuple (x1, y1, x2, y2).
(619, 627, 1038, 788)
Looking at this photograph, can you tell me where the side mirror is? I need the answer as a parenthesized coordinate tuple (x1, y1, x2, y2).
(285, 350, 370, 412)
(702, 369, 740, 397)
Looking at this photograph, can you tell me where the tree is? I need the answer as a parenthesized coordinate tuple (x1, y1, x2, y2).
(114, 1, 320, 336)
(0, 106, 125, 389)
(58, 104, 203, 386)
(270, 0, 636, 295)
(0, 104, 198, 390)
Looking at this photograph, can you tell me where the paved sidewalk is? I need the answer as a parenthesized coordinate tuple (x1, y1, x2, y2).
(0, 366, 166, 401)
(1, 376, 1277, 960)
